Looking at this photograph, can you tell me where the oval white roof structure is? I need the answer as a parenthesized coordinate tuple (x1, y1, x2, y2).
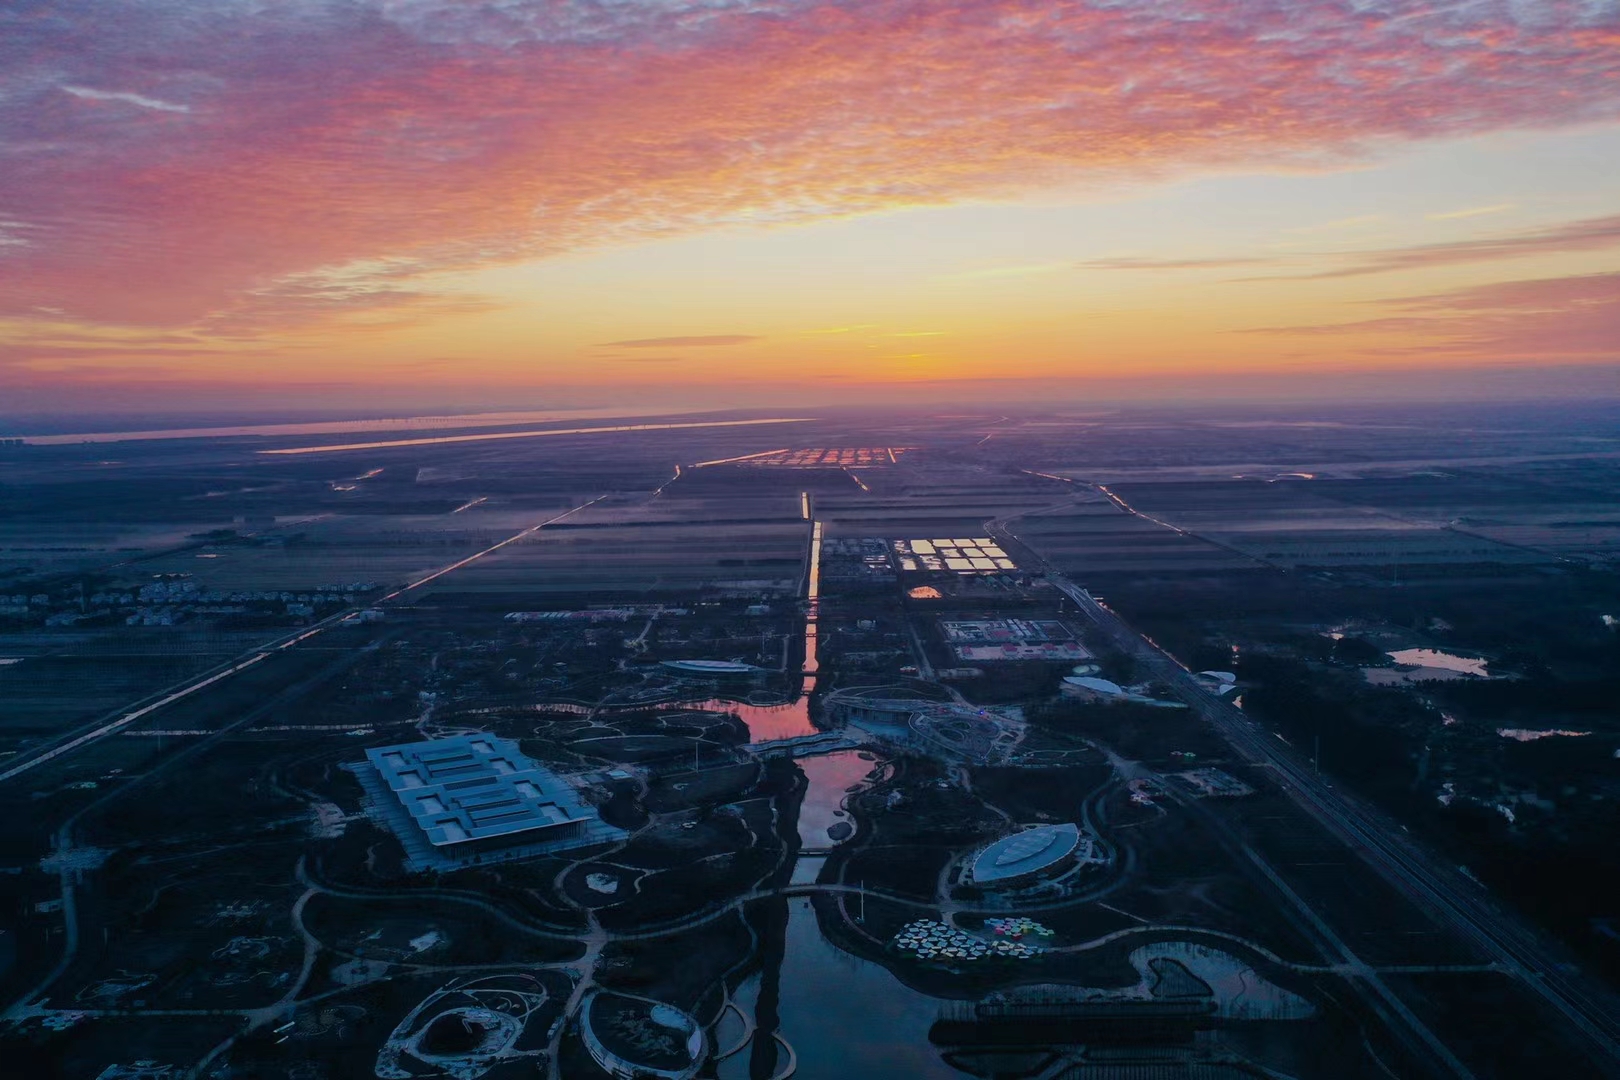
(971, 823, 1081, 886)
(1062, 676, 1125, 696)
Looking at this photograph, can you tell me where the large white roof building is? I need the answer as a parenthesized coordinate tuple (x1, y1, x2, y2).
(355, 734, 624, 871)
(969, 823, 1084, 888)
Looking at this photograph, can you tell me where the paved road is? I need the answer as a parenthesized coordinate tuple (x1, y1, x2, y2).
(988, 515, 1620, 1073)
(0, 497, 607, 787)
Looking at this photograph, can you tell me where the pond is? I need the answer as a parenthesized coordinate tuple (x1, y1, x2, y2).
(1366, 648, 1490, 684)
(1386, 648, 1489, 675)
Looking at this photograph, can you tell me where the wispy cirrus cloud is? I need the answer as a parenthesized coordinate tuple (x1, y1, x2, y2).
(1176, 212, 1620, 283)
(597, 335, 760, 348)
(200, 267, 502, 338)
(1012, 212, 1620, 279)
(0, 336, 250, 373)
(62, 85, 190, 113)
(1426, 203, 1515, 222)
(1292, 214, 1620, 279)
(1078, 255, 1278, 271)
(2, 0, 1618, 329)
(1238, 271, 1620, 361)
(801, 325, 876, 335)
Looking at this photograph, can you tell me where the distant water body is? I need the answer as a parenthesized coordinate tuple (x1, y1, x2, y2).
(18, 407, 731, 445)
(261, 417, 817, 455)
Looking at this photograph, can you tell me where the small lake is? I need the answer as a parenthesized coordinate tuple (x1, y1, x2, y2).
(1366, 648, 1491, 684)
(1386, 648, 1489, 675)
(20, 406, 670, 444)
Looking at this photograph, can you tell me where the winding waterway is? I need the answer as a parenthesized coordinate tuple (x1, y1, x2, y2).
(795, 751, 874, 848)
(667, 698, 818, 743)
(714, 748, 964, 1078)
(715, 899, 960, 1079)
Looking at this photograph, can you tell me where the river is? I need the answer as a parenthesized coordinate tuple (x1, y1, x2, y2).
(714, 898, 964, 1080)
(794, 750, 874, 849)
(715, 745, 961, 1079)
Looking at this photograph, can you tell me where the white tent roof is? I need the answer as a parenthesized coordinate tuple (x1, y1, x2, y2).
(1063, 676, 1125, 696)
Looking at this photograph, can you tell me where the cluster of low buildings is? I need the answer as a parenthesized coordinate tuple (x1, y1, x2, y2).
(942, 618, 1091, 662)
(820, 537, 897, 584)
(892, 919, 1051, 963)
(825, 691, 1025, 765)
(505, 605, 681, 623)
(1175, 768, 1254, 798)
(5, 579, 380, 627)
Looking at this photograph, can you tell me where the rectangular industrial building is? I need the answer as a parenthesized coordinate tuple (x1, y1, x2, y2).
(940, 618, 1092, 662)
(352, 734, 624, 871)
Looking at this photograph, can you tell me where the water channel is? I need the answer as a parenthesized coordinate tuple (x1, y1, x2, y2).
(646, 511, 828, 746)
(715, 746, 964, 1079)
(656, 512, 826, 746)
(801, 518, 823, 695)
(794, 750, 874, 848)
(713, 899, 966, 1080)
(666, 697, 819, 743)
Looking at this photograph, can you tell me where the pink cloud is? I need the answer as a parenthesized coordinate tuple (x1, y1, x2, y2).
(2, 0, 1618, 326)
(1239, 271, 1620, 361)
(1291, 215, 1620, 279)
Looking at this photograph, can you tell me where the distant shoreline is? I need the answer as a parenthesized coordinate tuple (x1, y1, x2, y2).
(8, 406, 709, 446)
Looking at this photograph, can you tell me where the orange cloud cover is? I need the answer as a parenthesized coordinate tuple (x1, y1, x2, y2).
(3, 0, 1618, 334)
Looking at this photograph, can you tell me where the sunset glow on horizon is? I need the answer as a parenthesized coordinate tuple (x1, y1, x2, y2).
(3, 0, 1618, 413)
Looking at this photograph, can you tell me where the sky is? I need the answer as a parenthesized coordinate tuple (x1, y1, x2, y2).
(2, 0, 1618, 415)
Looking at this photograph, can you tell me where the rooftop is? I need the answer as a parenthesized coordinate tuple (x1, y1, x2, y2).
(660, 659, 759, 674)
(971, 823, 1082, 886)
(364, 735, 590, 848)
(1063, 676, 1126, 696)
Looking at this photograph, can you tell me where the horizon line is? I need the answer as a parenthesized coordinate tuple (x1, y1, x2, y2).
(257, 417, 820, 455)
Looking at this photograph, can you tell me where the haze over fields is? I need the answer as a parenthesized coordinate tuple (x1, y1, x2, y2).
(3, 404, 1620, 1080)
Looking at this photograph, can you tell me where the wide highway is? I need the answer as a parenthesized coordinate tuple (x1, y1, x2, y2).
(987, 517, 1620, 1074)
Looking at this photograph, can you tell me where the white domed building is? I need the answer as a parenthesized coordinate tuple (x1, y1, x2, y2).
(968, 823, 1091, 890)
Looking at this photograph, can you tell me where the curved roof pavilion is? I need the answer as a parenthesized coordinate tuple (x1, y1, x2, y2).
(971, 823, 1081, 886)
